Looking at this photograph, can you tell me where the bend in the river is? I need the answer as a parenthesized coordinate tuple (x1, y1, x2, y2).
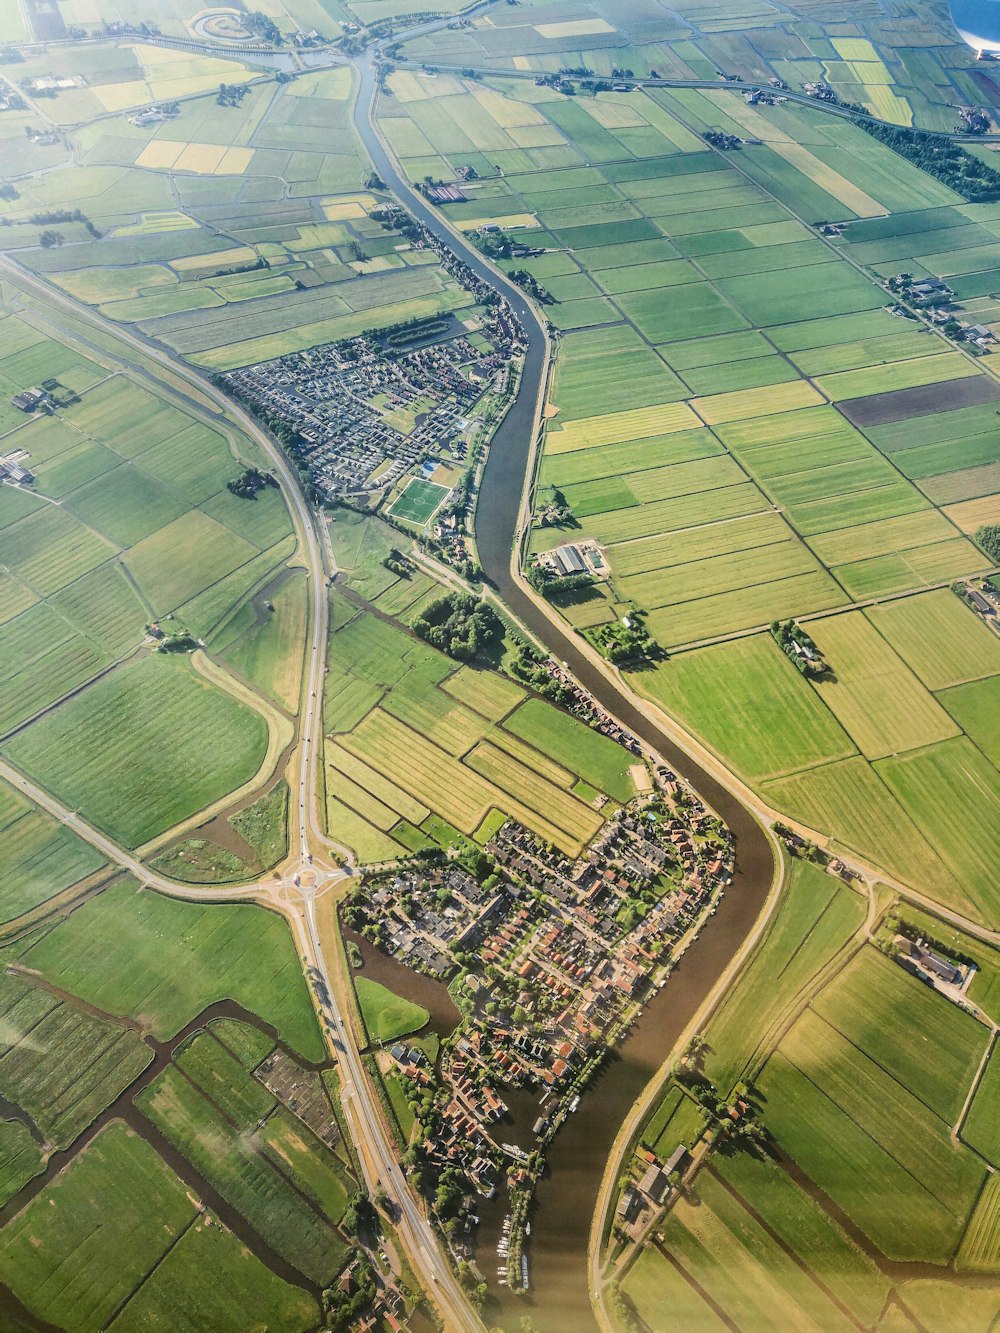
(352, 54, 776, 1331)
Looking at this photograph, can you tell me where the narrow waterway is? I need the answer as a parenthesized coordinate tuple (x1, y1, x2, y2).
(352, 55, 776, 1331)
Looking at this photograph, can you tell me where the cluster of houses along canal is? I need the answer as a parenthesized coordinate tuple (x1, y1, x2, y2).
(343, 765, 734, 1292)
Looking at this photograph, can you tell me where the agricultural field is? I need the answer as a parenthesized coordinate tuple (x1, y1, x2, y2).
(137, 1027, 353, 1285)
(0, 776, 106, 923)
(0, 298, 299, 857)
(760, 950, 988, 1263)
(0, 1121, 317, 1333)
(395, 0, 981, 134)
(10, 876, 325, 1061)
(0, 57, 476, 370)
(5, 655, 270, 848)
(324, 597, 638, 861)
(0, 969, 151, 1151)
(621, 909, 1000, 1329)
(378, 72, 1000, 920)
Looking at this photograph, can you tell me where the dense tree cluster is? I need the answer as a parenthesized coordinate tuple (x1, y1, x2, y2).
(226, 466, 277, 499)
(244, 9, 281, 42)
(322, 1253, 376, 1332)
(854, 119, 1000, 201)
(411, 592, 502, 660)
(976, 523, 1000, 563)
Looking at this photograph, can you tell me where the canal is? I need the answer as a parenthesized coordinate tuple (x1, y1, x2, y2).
(351, 54, 776, 1332)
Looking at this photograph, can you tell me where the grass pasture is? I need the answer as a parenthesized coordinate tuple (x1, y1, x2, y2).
(355, 977, 428, 1045)
(810, 948, 989, 1124)
(806, 613, 960, 760)
(760, 1038, 984, 1264)
(138, 1056, 348, 1286)
(0, 971, 151, 1150)
(19, 877, 323, 1060)
(0, 778, 105, 922)
(107, 1212, 317, 1333)
(0, 1123, 196, 1333)
(5, 656, 268, 848)
(639, 635, 854, 783)
(660, 1170, 860, 1332)
(877, 739, 1000, 924)
(699, 859, 865, 1092)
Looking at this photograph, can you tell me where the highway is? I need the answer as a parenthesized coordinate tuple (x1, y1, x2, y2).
(0, 255, 483, 1331)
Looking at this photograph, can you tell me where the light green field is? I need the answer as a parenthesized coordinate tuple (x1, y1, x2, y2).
(715, 1154, 891, 1326)
(939, 675, 1000, 768)
(760, 1037, 984, 1264)
(5, 656, 268, 848)
(220, 569, 308, 712)
(638, 635, 855, 783)
(806, 613, 960, 760)
(877, 738, 1000, 924)
(355, 977, 429, 1045)
(622, 1246, 727, 1332)
(124, 511, 259, 617)
(699, 858, 865, 1092)
(661, 1171, 859, 1332)
(865, 589, 1000, 690)
(812, 948, 989, 1123)
(19, 877, 323, 1060)
(956, 1172, 1000, 1272)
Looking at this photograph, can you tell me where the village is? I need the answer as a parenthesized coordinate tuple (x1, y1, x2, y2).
(223, 316, 515, 512)
(343, 765, 734, 1292)
(222, 202, 526, 549)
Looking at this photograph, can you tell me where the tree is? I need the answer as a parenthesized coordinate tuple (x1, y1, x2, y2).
(411, 592, 503, 661)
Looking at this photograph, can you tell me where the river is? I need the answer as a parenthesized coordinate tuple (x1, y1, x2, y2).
(351, 54, 776, 1332)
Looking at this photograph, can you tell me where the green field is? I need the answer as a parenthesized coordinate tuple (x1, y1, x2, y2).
(757, 934, 990, 1265)
(0, 971, 151, 1150)
(355, 976, 429, 1045)
(137, 1047, 350, 1285)
(0, 779, 106, 922)
(811, 949, 989, 1124)
(962, 1049, 1000, 1167)
(16, 878, 324, 1061)
(698, 858, 866, 1092)
(638, 635, 854, 783)
(4, 656, 268, 848)
(107, 1213, 317, 1333)
(0, 1123, 197, 1333)
(658, 1171, 860, 1332)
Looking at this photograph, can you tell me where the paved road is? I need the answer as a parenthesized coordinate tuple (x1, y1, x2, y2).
(0, 255, 482, 1331)
(3, 42, 999, 1333)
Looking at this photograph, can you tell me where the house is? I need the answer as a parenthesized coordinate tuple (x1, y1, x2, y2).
(617, 1184, 642, 1223)
(10, 388, 46, 412)
(663, 1144, 690, 1176)
(638, 1163, 670, 1204)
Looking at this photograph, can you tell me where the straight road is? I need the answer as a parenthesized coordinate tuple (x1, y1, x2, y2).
(0, 255, 482, 1330)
